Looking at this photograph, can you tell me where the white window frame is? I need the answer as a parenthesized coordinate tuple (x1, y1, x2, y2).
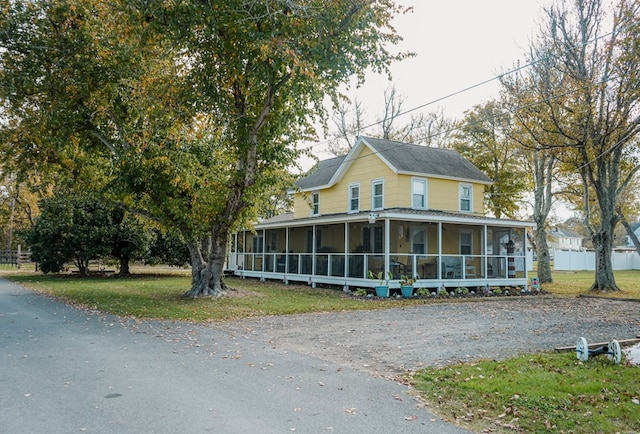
(311, 191, 320, 216)
(348, 183, 360, 213)
(411, 178, 427, 210)
(371, 179, 384, 210)
(459, 183, 473, 212)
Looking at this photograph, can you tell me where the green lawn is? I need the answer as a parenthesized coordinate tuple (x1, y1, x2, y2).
(2, 266, 639, 321)
(540, 269, 640, 299)
(412, 352, 640, 433)
(0, 267, 424, 321)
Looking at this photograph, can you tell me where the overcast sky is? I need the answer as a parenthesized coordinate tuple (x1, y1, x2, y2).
(310, 0, 552, 158)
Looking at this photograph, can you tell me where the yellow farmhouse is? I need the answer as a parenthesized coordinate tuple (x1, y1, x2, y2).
(227, 136, 535, 292)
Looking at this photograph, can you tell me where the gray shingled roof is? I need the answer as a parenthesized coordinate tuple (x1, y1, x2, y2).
(363, 137, 493, 183)
(295, 137, 492, 190)
(296, 155, 345, 190)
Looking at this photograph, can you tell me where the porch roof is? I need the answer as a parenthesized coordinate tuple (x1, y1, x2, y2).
(252, 207, 535, 229)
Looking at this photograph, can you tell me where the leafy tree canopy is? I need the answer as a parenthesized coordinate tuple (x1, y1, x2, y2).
(1, 0, 409, 296)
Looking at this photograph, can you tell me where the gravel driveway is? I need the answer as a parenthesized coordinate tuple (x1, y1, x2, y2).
(210, 296, 640, 377)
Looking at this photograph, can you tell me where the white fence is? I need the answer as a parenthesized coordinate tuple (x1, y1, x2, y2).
(554, 250, 640, 271)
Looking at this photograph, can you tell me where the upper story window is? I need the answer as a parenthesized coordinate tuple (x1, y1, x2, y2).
(372, 179, 384, 210)
(311, 192, 320, 216)
(459, 183, 472, 212)
(349, 184, 360, 213)
(412, 178, 427, 209)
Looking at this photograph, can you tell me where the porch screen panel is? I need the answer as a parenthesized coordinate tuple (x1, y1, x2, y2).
(315, 224, 345, 277)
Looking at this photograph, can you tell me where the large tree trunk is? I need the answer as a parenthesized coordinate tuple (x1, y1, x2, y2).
(183, 238, 211, 297)
(76, 257, 89, 276)
(590, 211, 619, 291)
(532, 151, 555, 283)
(118, 254, 130, 277)
(183, 230, 228, 298)
(535, 225, 553, 283)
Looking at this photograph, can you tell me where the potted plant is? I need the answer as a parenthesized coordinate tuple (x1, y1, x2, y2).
(399, 275, 416, 298)
(368, 270, 392, 297)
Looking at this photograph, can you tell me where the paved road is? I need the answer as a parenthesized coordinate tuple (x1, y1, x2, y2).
(0, 279, 468, 434)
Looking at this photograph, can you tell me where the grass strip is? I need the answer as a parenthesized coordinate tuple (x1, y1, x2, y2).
(411, 352, 640, 433)
(1, 272, 425, 321)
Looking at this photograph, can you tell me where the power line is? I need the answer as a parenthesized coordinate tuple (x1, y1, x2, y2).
(300, 20, 622, 156)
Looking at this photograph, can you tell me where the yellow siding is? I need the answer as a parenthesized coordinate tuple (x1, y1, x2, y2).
(326, 147, 396, 213)
(394, 176, 412, 208)
(315, 183, 343, 215)
(293, 193, 310, 219)
(427, 178, 486, 214)
(428, 178, 458, 211)
(473, 185, 485, 214)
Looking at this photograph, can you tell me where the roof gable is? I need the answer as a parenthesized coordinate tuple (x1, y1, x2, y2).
(295, 136, 493, 191)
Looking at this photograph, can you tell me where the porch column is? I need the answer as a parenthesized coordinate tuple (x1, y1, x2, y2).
(437, 222, 442, 279)
(312, 225, 316, 276)
(260, 230, 265, 280)
(384, 218, 391, 279)
(523, 227, 529, 287)
(285, 227, 290, 274)
(483, 225, 488, 279)
(344, 222, 349, 279)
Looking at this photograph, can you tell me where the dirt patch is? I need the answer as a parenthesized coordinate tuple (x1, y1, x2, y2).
(214, 296, 640, 376)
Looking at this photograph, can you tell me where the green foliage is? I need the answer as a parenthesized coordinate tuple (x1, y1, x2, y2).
(26, 195, 110, 274)
(368, 270, 393, 285)
(0, 0, 410, 294)
(416, 287, 431, 297)
(146, 229, 190, 268)
(454, 286, 469, 295)
(453, 101, 528, 219)
(400, 275, 416, 286)
(353, 288, 368, 296)
(413, 352, 640, 433)
(25, 193, 153, 274)
(506, 0, 640, 290)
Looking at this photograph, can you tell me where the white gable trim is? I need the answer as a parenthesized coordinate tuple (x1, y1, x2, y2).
(320, 136, 398, 189)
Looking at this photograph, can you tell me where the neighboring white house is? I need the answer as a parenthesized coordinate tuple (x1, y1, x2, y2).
(548, 228, 583, 251)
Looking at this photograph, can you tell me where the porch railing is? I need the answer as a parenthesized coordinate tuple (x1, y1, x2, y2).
(235, 252, 525, 280)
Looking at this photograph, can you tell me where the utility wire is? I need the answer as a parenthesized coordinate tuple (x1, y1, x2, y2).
(299, 21, 624, 162)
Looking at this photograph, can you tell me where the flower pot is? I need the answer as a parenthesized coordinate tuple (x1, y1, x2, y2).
(374, 286, 389, 298)
(400, 285, 414, 298)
